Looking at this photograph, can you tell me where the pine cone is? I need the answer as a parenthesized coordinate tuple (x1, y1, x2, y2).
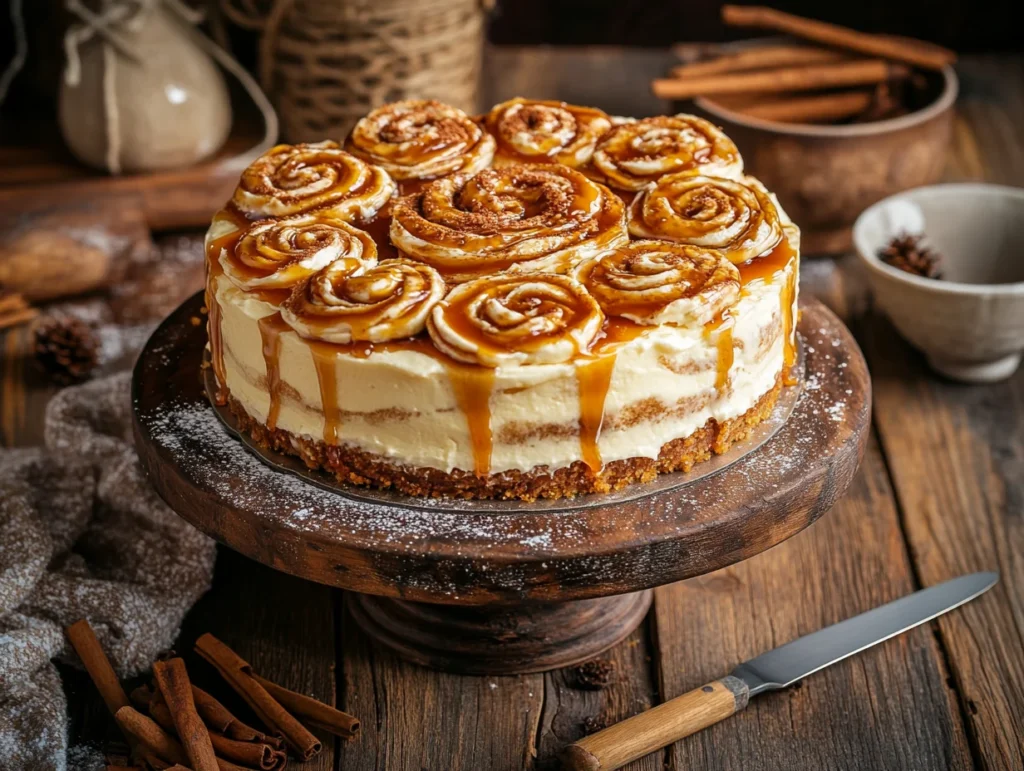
(878, 233, 943, 279)
(33, 316, 99, 386)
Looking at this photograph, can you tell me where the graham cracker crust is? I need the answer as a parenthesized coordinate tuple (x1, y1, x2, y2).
(224, 375, 784, 501)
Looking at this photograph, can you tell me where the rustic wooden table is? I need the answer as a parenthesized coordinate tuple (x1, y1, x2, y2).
(2, 47, 1022, 771)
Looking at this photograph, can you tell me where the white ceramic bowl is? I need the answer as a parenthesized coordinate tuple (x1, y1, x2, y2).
(853, 183, 1024, 383)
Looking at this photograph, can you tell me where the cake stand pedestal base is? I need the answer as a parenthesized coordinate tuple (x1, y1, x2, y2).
(347, 590, 653, 675)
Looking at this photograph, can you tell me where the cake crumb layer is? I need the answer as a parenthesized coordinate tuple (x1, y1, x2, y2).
(226, 376, 783, 502)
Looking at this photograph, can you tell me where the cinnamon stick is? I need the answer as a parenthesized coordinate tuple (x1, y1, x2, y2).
(671, 44, 849, 79)
(65, 620, 132, 740)
(195, 634, 321, 760)
(0, 306, 39, 330)
(252, 674, 360, 739)
(115, 707, 191, 767)
(652, 59, 907, 100)
(131, 685, 155, 709)
(152, 659, 218, 771)
(0, 291, 30, 315)
(721, 5, 956, 71)
(149, 700, 286, 771)
(190, 685, 283, 749)
(709, 89, 875, 123)
(114, 707, 250, 771)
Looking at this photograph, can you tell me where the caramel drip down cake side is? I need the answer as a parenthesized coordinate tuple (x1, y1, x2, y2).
(203, 102, 800, 500)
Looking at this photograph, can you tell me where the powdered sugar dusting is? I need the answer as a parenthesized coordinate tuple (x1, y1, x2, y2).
(140, 309, 865, 585)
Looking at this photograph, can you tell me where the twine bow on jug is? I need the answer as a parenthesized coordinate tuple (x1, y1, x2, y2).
(59, 0, 277, 174)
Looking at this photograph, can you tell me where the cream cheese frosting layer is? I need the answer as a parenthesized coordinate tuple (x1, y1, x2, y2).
(212, 248, 796, 475)
(390, 164, 628, 283)
(345, 99, 496, 181)
(591, 115, 744, 192)
(485, 98, 613, 168)
(232, 141, 396, 221)
(628, 174, 783, 264)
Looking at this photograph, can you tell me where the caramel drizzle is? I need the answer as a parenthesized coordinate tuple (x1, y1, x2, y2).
(204, 207, 248, 404)
(392, 169, 624, 280)
(446, 363, 495, 476)
(309, 342, 343, 445)
(573, 318, 646, 473)
(576, 355, 616, 473)
(704, 310, 735, 394)
(597, 116, 736, 185)
(486, 100, 610, 165)
(357, 202, 398, 260)
(736, 235, 797, 372)
(305, 333, 497, 475)
(258, 313, 291, 430)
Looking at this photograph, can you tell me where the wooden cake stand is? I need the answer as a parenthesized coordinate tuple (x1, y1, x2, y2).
(133, 292, 870, 674)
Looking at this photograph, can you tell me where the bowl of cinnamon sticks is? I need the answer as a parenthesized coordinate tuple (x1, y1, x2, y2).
(654, 6, 958, 255)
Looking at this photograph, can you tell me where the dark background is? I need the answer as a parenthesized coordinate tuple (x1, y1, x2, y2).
(489, 0, 1023, 50)
(2, 0, 1020, 118)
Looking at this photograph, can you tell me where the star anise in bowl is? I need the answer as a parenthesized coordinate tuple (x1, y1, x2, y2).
(877, 233, 943, 279)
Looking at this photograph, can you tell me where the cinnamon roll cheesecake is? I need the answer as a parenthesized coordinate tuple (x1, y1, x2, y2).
(204, 99, 800, 500)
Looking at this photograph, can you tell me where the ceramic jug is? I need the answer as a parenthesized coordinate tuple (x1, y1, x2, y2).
(59, 0, 232, 174)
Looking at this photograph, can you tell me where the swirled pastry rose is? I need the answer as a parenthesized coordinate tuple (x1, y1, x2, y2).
(282, 258, 445, 344)
(345, 100, 495, 181)
(390, 164, 627, 283)
(428, 273, 603, 366)
(628, 173, 783, 264)
(220, 214, 378, 293)
(484, 98, 612, 168)
(575, 241, 739, 326)
(591, 114, 743, 191)
(232, 141, 395, 221)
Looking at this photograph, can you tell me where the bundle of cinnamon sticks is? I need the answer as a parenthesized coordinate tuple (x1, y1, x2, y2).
(66, 620, 360, 771)
(653, 5, 957, 125)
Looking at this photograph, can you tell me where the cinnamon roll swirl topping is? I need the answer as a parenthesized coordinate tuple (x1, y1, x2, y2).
(282, 258, 445, 344)
(233, 141, 396, 221)
(592, 114, 743, 191)
(576, 241, 740, 326)
(390, 164, 628, 283)
(628, 174, 783, 264)
(484, 98, 612, 168)
(345, 100, 496, 181)
(221, 214, 378, 293)
(428, 273, 604, 366)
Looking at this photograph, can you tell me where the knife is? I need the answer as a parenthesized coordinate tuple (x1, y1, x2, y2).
(562, 572, 998, 771)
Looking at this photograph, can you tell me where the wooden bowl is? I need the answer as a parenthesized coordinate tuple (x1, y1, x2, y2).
(684, 41, 957, 255)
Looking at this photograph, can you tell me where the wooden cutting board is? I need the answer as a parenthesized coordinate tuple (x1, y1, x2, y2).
(0, 120, 256, 231)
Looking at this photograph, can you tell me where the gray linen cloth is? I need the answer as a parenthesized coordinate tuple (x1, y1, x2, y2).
(0, 373, 216, 770)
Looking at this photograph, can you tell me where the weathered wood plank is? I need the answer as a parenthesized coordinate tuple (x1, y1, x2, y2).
(653, 435, 973, 770)
(0, 323, 57, 447)
(864, 53, 1024, 771)
(337, 603, 546, 770)
(177, 548, 339, 770)
(536, 619, 663, 770)
(867, 321, 1024, 771)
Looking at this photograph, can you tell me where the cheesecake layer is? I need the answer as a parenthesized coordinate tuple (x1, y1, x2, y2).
(212, 241, 796, 479)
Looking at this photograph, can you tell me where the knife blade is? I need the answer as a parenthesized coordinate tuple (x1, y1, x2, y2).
(733, 570, 998, 695)
(563, 572, 998, 771)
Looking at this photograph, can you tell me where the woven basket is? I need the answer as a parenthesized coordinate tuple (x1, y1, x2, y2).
(245, 0, 487, 142)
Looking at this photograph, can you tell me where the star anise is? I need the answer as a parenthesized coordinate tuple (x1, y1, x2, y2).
(878, 233, 943, 279)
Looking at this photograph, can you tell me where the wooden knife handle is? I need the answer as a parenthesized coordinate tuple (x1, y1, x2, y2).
(561, 676, 750, 771)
